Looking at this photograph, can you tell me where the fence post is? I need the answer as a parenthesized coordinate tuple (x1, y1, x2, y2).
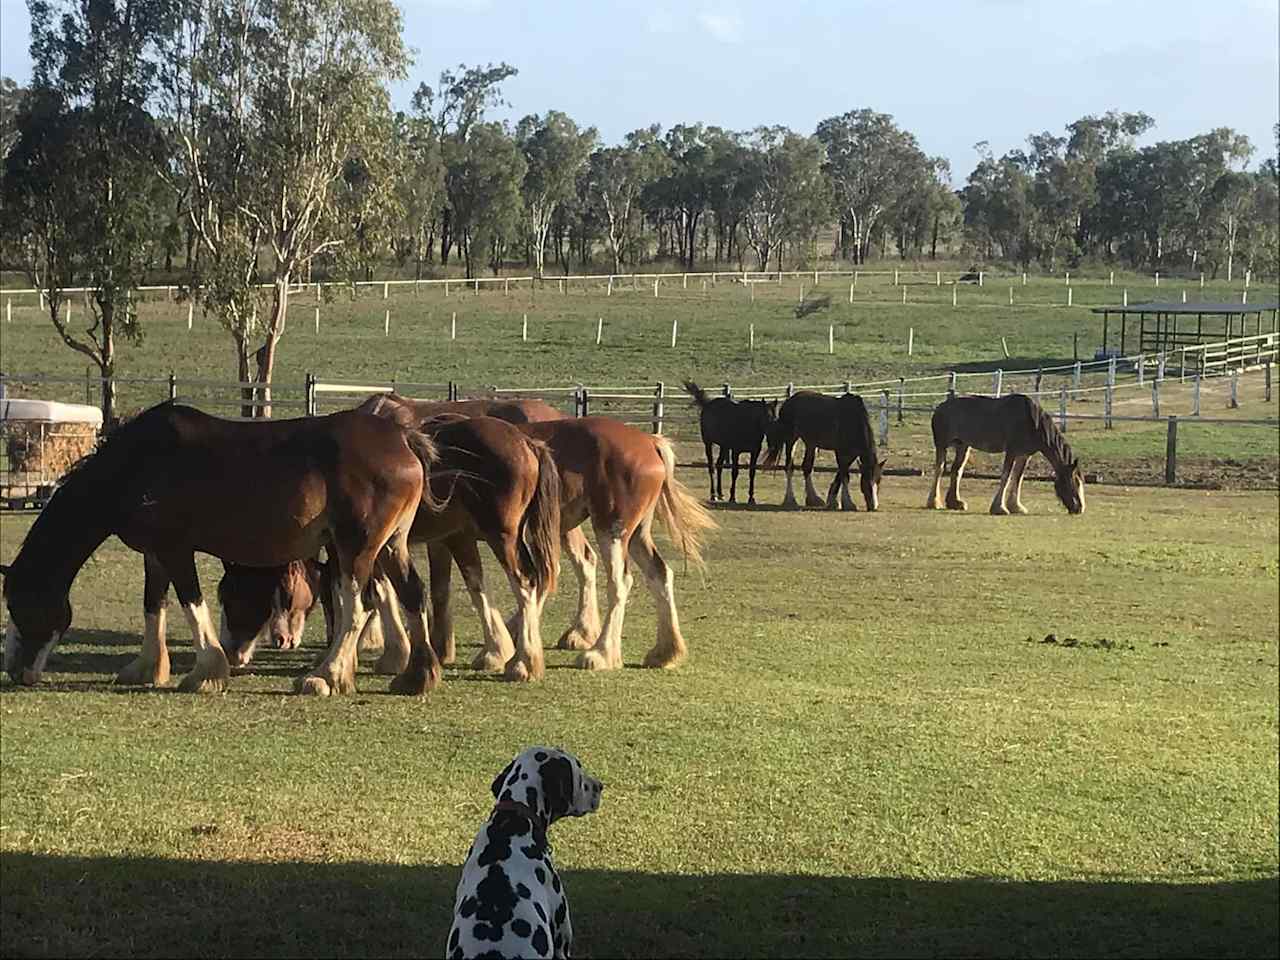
(786, 382, 795, 399)
(897, 377, 904, 422)
(908, 327, 914, 355)
(1157, 353, 1166, 382)
(187, 302, 194, 331)
(878, 390, 890, 446)
(1165, 417, 1178, 484)
(952, 285, 957, 308)
(1266, 361, 1272, 402)
(652, 381, 664, 434)
(978, 271, 984, 287)
(1230, 368, 1239, 409)
(382, 281, 388, 300)
(828, 325, 834, 354)
(305, 373, 315, 416)
(1072, 361, 1082, 398)
(1151, 379, 1160, 418)
(1034, 367, 1043, 394)
(722, 383, 732, 398)
(168, 372, 177, 401)
(596, 316, 603, 345)
(843, 379, 852, 395)
(894, 269, 899, 286)
(992, 369, 1003, 397)
(1193, 375, 1201, 416)
(671, 318, 678, 348)
(749, 323, 754, 352)
(1104, 378, 1113, 429)
(948, 371, 957, 398)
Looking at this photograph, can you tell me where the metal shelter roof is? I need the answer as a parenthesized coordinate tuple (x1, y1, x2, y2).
(1091, 301, 1279, 315)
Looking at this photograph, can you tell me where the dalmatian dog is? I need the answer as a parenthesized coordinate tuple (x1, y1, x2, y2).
(446, 747, 603, 960)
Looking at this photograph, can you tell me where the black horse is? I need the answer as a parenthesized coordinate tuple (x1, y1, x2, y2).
(683, 381, 777, 505)
(762, 391, 886, 511)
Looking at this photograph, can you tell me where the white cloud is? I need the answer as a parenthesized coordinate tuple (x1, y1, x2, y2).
(697, 10, 744, 44)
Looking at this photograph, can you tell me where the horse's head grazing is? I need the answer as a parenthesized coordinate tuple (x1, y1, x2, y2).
(861, 458, 887, 511)
(217, 561, 319, 668)
(1054, 459, 1086, 515)
(745, 399, 778, 446)
(2, 567, 71, 686)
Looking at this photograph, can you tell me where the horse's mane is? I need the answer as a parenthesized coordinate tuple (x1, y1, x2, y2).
(839, 393, 878, 460)
(1027, 397, 1074, 469)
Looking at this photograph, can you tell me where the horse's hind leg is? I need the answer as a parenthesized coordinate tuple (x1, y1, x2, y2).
(631, 520, 687, 669)
(715, 447, 728, 501)
(370, 573, 413, 675)
(296, 539, 383, 697)
(117, 553, 172, 686)
(703, 440, 717, 502)
(728, 450, 742, 503)
(496, 540, 546, 684)
(380, 534, 438, 697)
(426, 541, 456, 665)
(833, 454, 857, 511)
(781, 441, 800, 508)
(802, 444, 824, 507)
(577, 525, 634, 671)
(926, 444, 947, 509)
(747, 448, 760, 505)
(157, 551, 230, 695)
(450, 536, 516, 673)
(557, 527, 601, 651)
(946, 445, 971, 510)
(1009, 455, 1031, 514)
(990, 452, 1017, 516)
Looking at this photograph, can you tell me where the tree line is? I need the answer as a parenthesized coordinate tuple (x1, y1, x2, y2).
(1, 0, 1276, 422)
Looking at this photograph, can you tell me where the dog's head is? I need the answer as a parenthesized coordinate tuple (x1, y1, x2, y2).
(490, 746, 603, 824)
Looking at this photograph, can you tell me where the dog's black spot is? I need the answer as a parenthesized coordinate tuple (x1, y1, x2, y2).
(554, 900, 567, 926)
(459, 896, 479, 919)
(516, 882, 532, 899)
(473, 865, 519, 928)
(511, 918, 532, 938)
(534, 866, 546, 884)
(472, 922, 504, 942)
(472, 952, 504, 960)
(531, 925, 550, 954)
(448, 949, 464, 960)
(534, 902, 547, 923)
(499, 789, 513, 802)
(448, 927, 460, 951)
(551, 870, 561, 894)
(477, 822, 514, 867)
(538, 756, 574, 819)
(534, 751, 548, 761)
(525, 786, 540, 811)
(521, 773, 529, 780)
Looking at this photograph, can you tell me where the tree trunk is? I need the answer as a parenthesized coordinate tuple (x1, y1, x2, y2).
(99, 304, 117, 427)
(441, 207, 453, 265)
(236, 334, 254, 419)
(253, 280, 289, 418)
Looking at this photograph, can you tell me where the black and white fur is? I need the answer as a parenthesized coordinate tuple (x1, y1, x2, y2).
(446, 747, 603, 960)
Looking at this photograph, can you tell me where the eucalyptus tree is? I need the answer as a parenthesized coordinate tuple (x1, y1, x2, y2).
(0, 76, 28, 159)
(446, 121, 525, 278)
(391, 109, 445, 277)
(644, 123, 712, 269)
(164, 0, 408, 416)
(515, 111, 596, 276)
(589, 125, 669, 273)
(2, 0, 174, 424)
(740, 126, 829, 271)
(816, 109, 930, 264)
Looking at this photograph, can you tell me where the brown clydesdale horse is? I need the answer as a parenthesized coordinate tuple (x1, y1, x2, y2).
(218, 559, 324, 667)
(0, 402, 439, 696)
(223, 397, 563, 681)
(763, 391, 886, 511)
(927, 394, 1085, 515)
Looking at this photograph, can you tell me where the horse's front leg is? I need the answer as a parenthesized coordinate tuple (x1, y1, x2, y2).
(728, 450, 742, 503)
(703, 440, 718, 502)
(926, 444, 947, 509)
(159, 551, 230, 695)
(117, 553, 172, 686)
(747, 448, 760, 505)
(946, 444, 971, 510)
(1009, 455, 1031, 514)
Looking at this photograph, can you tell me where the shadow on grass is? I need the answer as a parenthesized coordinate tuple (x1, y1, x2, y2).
(0, 853, 1274, 958)
(947, 356, 1080, 375)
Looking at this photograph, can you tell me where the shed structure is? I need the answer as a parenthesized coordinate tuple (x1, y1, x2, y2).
(1092, 300, 1279, 358)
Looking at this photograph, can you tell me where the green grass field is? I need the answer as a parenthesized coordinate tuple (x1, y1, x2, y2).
(1, 267, 1277, 957)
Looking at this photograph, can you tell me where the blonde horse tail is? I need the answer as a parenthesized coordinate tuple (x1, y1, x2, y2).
(517, 438, 562, 596)
(653, 435, 717, 572)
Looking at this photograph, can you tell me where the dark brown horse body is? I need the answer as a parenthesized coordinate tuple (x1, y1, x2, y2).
(927, 394, 1085, 515)
(0, 403, 436, 696)
(763, 391, 886, 511)
(683, 381, 776, 505)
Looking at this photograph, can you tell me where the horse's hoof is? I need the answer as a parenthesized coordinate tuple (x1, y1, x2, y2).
(575, 649, 618, 671)
(642, 647, 685, 669)
(556, 626, 595, 651)
(805, 497, 825, 508)
(747, 497, 757, 506)
(389, 665, 438, 695)
(503, 659, 543, 683)
(294, 675, 332, 697)
(946, 500, 967, 511)
(115, 658, 168, 687)
(177, 673, 226, 695)
(471, 650, 508, 672)
(1011, 503, 1029, 515)
(374, 648, 409, 675)
(990, 504, 1010, 516)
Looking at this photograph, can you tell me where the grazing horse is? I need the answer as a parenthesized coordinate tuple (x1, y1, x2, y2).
(682, 381, 776, 504)
(0, 402, 437, 697)
(762, 391, 886, 511)
(218, 559, 323, 668)
(516, 417, 717, 671)
(927, 394, 1085, 515)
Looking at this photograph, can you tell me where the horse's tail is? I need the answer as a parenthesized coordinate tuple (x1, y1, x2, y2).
(761, 401, 791, 467)
(653, 435, 717, 571)
(682, 379, 710, 409)
(403, 429, 445, 513)
(516, 438, 561, 597)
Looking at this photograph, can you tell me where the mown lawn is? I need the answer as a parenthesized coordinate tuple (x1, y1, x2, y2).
(1, 471, 1277, 958)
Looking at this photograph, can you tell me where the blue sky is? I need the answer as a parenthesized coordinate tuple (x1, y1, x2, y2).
(2, 0, 1276, 182)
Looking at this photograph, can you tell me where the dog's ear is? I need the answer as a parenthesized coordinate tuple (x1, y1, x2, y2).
(490, 759, 517, 800)
(539, 756, 574, 819)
